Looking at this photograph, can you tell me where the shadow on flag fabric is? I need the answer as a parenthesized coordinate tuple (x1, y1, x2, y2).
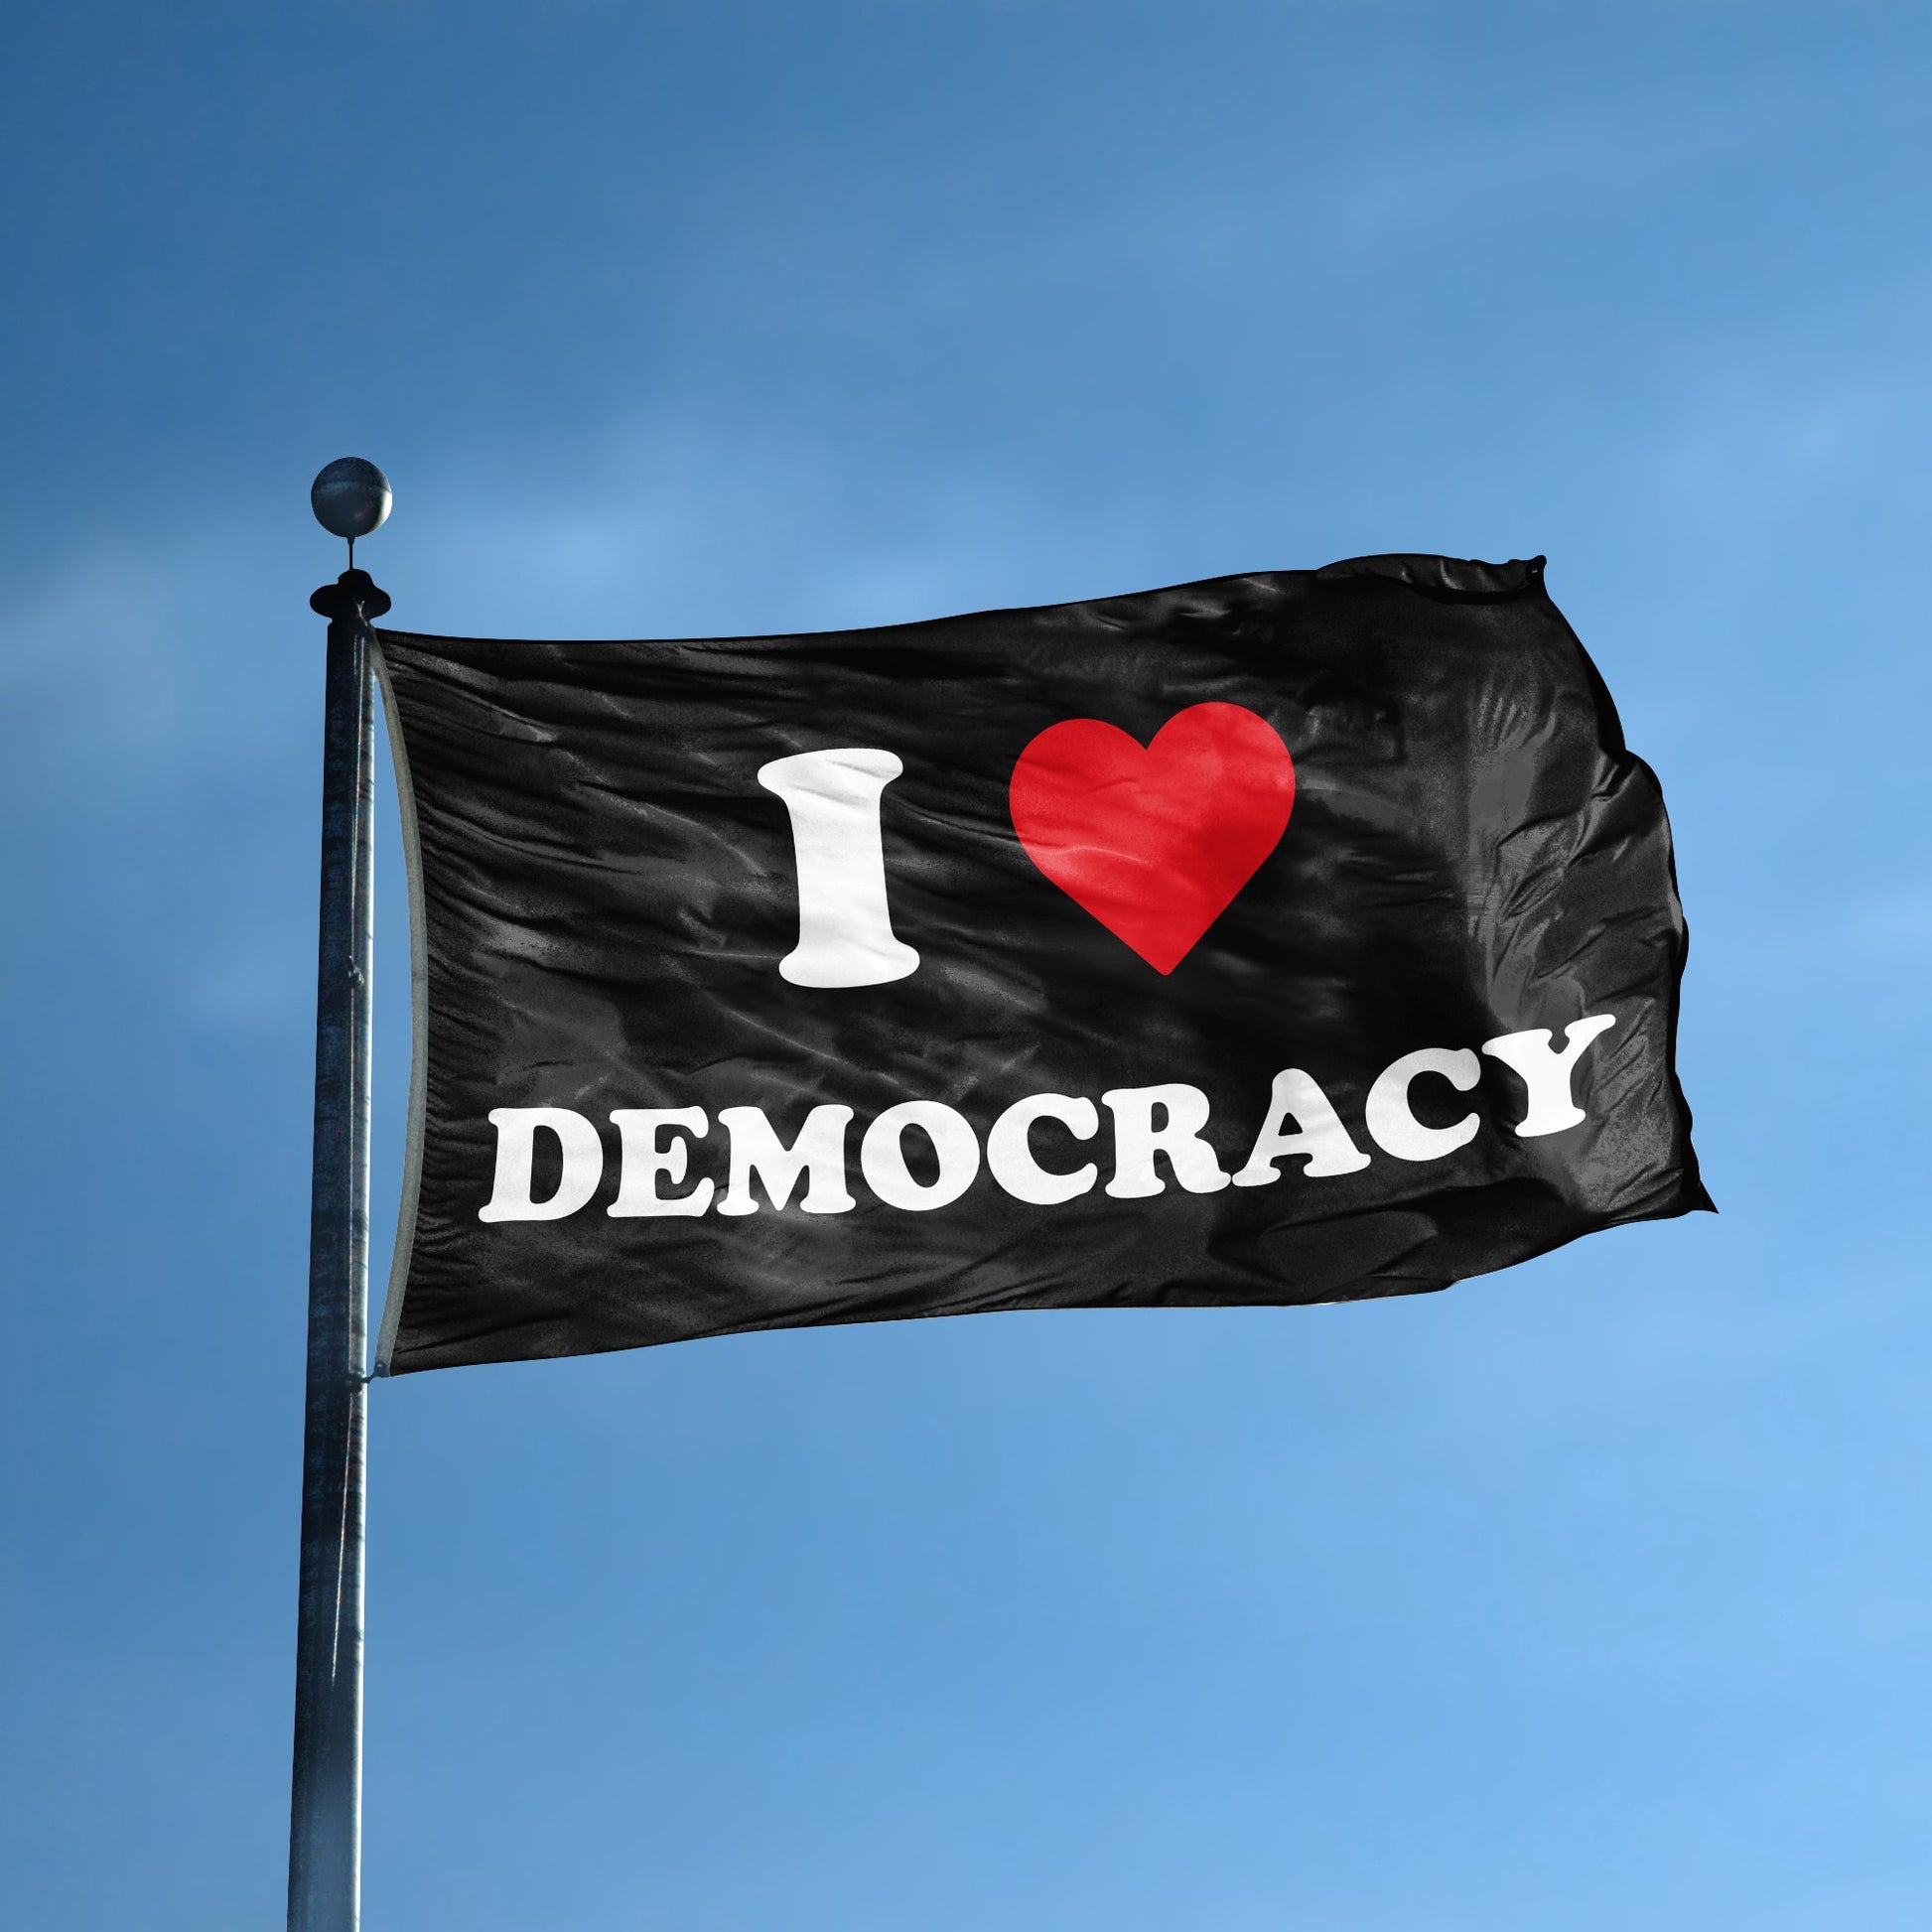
(370, 554, 1710, 1375)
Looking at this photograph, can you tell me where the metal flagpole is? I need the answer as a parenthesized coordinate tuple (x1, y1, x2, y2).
(290, 461, 392, 1932)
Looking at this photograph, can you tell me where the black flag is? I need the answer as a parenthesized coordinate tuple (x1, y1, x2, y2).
(371, 554, 1707, 1375)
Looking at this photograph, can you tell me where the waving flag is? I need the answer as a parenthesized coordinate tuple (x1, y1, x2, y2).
(370, 553, 1707, 1374)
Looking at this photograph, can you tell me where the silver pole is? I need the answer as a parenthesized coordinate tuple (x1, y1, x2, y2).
(290, 465, 392, 1932)
(288, 563, 385, 1932)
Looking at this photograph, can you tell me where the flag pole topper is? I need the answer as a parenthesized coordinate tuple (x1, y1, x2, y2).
(290, 455, 389, 1932)
(311, 456, 392, 571)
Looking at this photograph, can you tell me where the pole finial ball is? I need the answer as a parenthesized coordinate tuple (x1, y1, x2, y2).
(311, 458, 393, 541)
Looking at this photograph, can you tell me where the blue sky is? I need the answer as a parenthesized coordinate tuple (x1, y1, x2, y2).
(4, 3, 1931, 1926)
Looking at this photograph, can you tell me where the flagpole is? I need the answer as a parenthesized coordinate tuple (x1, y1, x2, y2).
(290, 463, 392, 1932)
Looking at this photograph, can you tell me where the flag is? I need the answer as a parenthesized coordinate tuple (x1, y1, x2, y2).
(371, 553, 1707, 1374)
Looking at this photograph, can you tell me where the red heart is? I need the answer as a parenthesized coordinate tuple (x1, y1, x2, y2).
(1009, 703, 1296, 974)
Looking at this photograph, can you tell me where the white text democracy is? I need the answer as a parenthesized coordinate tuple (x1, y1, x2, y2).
(477, 1015, 1617, 1222)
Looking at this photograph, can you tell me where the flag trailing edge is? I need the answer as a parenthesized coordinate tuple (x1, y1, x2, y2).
(369, 552, 1709, 1376)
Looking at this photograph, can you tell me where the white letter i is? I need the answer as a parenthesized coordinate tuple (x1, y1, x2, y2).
(759, 749, 920, 988)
